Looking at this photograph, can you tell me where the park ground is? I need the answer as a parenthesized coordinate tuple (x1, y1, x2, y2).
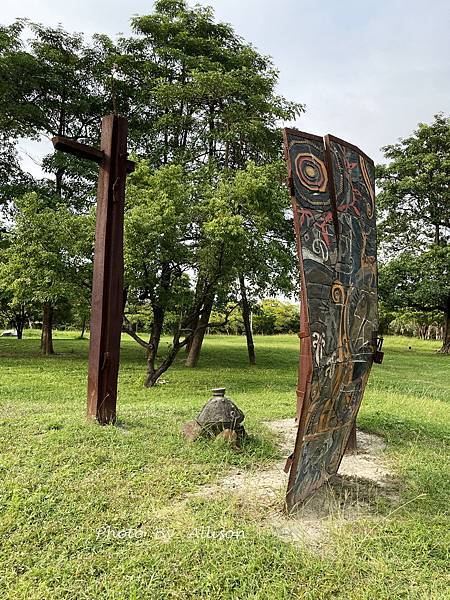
(0, 333, 449, 599)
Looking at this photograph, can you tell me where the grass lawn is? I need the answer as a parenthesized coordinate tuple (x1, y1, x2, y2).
(0, 333, 449, 599)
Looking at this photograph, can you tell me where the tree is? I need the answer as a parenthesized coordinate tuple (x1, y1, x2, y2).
(0, 21, 118, 344)
(252, 299, 299, 335)
(230, 162, 296, 363)
(123, 163, 196, 385)
(377, 114, 450, 352)
(379, 246, 450, 352)
(123, 162, 246, 386)
(0, 289, 30, 338)
(115, 0, 302, 169)
(377, 113, 449, 252)
(184, 160, 296, 366)
(117, 0, 301, 379)
(0, 193, 94, 354)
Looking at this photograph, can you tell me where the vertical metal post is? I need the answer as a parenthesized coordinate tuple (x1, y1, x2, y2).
(87, 115, 128, 424)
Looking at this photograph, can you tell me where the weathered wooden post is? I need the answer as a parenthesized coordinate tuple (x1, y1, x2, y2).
(53, 115, 134, 424)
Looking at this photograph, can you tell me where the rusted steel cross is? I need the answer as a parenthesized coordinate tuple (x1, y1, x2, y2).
(53, 115, 135, 425)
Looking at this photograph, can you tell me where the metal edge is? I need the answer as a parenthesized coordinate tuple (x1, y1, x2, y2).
(282, 128, 315, 513)
(326, 133, 374, 166)
(285, 202, 314, 513)
(283, 127, 324, 143)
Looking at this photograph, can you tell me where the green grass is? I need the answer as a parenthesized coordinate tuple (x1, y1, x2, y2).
(0, 333, 449, 599)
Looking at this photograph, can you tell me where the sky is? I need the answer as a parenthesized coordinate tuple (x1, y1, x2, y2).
(3, 0, 450, 173)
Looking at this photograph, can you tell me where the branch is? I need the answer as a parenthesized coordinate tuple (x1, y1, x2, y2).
(200, 303, 239, 331)
(122, 314, 149, 350)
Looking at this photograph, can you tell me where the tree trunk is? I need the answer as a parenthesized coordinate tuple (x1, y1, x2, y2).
(16, 320, 24, 339)
(434, 223, 440, 246)
(185, 294, 214, 368)
(55, 168, 64, 198)
(55, 93, 66, 198)
(80, 316, 86, 339)
(14, 305, 26, 339)
(16, 323, 24, 339)
(145, 365, 165, 388)
(185, 276, 205, 354)
(41, 302, 54, 355)
(438, 296, 450, 353)
(239, 274, 256, 364)
(145, 335, 186, 388)
(185, 315, 198, 354)
(144, 306, 165, 387)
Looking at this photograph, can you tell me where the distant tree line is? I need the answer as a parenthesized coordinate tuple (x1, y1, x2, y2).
(122, 298, 300, 337)
(2, 299, 444, 342)
(378, 305, 444, 340)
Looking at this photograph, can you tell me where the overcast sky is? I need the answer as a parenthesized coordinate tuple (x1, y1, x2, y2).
(3, 0, 450, 173)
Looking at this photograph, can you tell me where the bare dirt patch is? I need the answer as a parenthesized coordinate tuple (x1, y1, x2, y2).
(190, 418, 399, 549)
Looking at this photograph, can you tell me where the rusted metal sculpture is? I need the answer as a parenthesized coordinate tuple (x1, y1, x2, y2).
(283, 129, 382, 511)
(53, 115, 134, 424)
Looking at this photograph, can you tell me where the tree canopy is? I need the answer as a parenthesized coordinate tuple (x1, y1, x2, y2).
(377, 114, 450, 352)
(377, 113, 450, 252)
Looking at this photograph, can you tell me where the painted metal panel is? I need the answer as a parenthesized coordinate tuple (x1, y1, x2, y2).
(283, 129, 378, 511)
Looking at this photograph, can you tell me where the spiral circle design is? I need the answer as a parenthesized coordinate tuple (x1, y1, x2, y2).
(295, 153, 328, 192)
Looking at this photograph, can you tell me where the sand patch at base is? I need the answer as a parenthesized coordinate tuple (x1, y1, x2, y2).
(189, 418, 399, 548)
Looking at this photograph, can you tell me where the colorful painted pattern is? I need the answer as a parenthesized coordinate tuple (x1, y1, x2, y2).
(284, 129, 378, 510)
